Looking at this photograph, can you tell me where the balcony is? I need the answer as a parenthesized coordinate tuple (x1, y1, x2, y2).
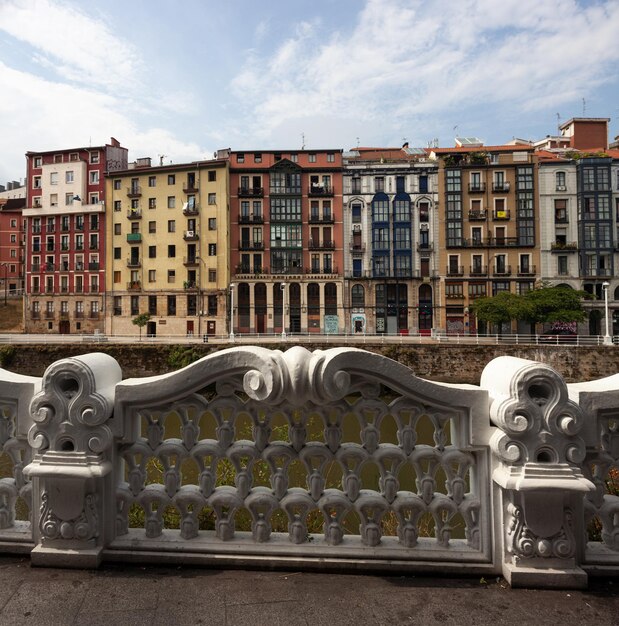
(487, 237, 520, 247)
(306, 266, 338, 276)
(308, 240, 335, 250)
(238, 214, 264, 224)
(89, 242, 99, 250)
(31, 311, 41, 319)
(127, 281, 142, 291)
(46, 225, 55, 233)
(468, 209, 487, 221)
(183, 256, 199, 266)
(446, 265, 464, 277)
(234, 264, 266, 277)
(89, 312, 100, 320)
(88, 262, 100, 271)
(468, 182, 486, 193)
(492, 265, 512, 277)
(349, 244, 365, 254)
(239, 241, 264, 251)
(43, 263, 55, 272)
(308, 184, 334, 196)
(555, 215, 569, 224)
(517, 264, 536, 276)
(580, 268, 612, 278)
(127, 258, 141, 268)
(492, 210, 511, 220)
(183, 181, 199, 194)
(45, 311, 54, 319)
(238, 187, 264, 197)
(492, 181, 511, 192)
(183, 230, 199, 241)
(75, 311, 84, 319)
(127, 186, 142, 198)
(31, 263, 40, 272)
(469, 265, 488, 276)
(127, 209, 142, 219)
(46, 244, 54, 252)
(551, 241, 577, 253)
(32, 226, 41, 234)
(127, 233, 142, 243)
(309, 214, 335, 224)
(182, 202, 199, 216)
(345, 270, 371, 279)
(417, 242, 434, 252)
(183, 281, 198, 291)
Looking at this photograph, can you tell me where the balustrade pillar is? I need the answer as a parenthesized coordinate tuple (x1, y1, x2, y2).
(482, 357, 594, 588)
(23, 353, 122, 567)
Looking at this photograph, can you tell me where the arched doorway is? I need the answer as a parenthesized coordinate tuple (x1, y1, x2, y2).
(273, 283, 283, 334)
(307, 283, 320, 333)
(254, 283, 266, 333)
(289, 283, 301, 333)
(418, 284, 433, 335)
(589, 309, 602, 336)
(351, 284, 365, 333)
(238, 283, 250, 333)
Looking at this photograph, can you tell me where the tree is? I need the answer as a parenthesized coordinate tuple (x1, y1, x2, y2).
(522, 286, 588, 326)
(470, 291, 526, 335)
(132, 313, 151, 341)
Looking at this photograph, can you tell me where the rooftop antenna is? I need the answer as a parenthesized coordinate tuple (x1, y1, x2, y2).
(356, 137, 360, 147)
(158, 154, 166, 166)
(556, 112, 561, 131)
(301, 133, 305, 150)
(582, 98, 586, 116)
(453, 125, 458, 135)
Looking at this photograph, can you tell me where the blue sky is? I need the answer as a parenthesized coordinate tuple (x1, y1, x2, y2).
(1, 0, 618, 183)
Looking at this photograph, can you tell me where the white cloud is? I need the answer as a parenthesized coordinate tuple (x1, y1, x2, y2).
(230, 0, 619, 146)
(0, 0, 141, 92)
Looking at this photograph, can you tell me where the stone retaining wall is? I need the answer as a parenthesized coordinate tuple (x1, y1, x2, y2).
(3, 343, 619, 384)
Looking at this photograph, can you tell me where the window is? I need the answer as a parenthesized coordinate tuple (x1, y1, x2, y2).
(149, 221, 156, 233)
(66, 171, 74, 183)
(556, 171, 566, 190)
(148, 295, 157, 315)
(208, 243, 217, 256)
(130, 296, 139, 316)
(50, 172, 58, 185)
(114, 247, 121, 259)
(168, 245, 176, 258)
(168, 270, 176, 284)
(208, 193, 216, 205)
(351, 284, 365, 307)
(50, 194, 58, 206)
(327, 153, 335, 163)
(34, 157, 42, 168)
(113, 296, 122, 316)
(149, 270, 156, 283)
(167, 196, 175, 209)
(352, 203, 362, 223)
(254, 153, 262, 163)
(554, 199, 567, 222)
(114, 200, 121, 212)
(113, 179, 121, 190)
(208, 269, 217, 282)
(114, 223, 121, 235)
(65, 193, 73, 205)
(375, 177, 385, 192)
(90, 151, 100, 164)
(148, 246, 156, 258)
(446, 283, 463, 298)
(168, 174, 175, 185)
(33, 176, 41, 188)
(148, 176, 156, 187)
(168, 220, 176, 233)
(148, 197, 156, 209)
(208, 218, 216, 230)
(308, 154, 316, 163)
(236, 153, 245, 163)
(208, 295, 217, 315)
(89, 171, 99, 184)
(290, 153, 298, 163)
(446, 170, 461, 192)
(557, 256, 568, 276)
(208, 170, 216, 182)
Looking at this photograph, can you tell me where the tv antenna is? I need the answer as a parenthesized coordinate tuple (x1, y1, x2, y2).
(158, 154, 166, 166)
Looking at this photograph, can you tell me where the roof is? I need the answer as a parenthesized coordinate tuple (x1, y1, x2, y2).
(559, 117, 610, 130)
(0, 198, 26, 211)
(431, 144, 535, 154)
(345, 147, 430, 161)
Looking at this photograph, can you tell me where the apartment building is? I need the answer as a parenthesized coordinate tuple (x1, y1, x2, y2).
(23, 138, 127, 333)
(105, 156, 229, 337)
(342, 146, 439, 334)
(229, 150, 344, 334)
(0, 197, 25, 296)
(432, 141, 539, 334)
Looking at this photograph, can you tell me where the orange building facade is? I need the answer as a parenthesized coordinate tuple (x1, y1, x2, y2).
(229, 150, 344, 334)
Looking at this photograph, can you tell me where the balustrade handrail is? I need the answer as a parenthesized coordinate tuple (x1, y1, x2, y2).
(0, 346, 616, 588)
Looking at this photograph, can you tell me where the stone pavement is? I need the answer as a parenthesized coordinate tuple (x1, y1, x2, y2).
(0, 556, 616, 626)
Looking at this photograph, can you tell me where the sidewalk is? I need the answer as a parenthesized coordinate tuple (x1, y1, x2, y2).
(0, 556, 616, 626)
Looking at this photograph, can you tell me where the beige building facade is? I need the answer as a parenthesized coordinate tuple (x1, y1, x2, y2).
(105, 157, 230, 338)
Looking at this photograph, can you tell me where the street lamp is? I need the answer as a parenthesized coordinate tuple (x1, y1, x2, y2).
(602, 281, 612, 345)
(229, 283, 235, 341)
(280, 282, 287, 340)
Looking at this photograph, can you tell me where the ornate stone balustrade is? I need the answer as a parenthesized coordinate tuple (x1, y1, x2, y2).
(0, 347, 617, 587)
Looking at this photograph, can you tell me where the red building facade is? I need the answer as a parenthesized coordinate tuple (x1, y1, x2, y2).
(229, 150, 344, 334)
(23, 138, 127, 333)
(0, 198, 26, 297)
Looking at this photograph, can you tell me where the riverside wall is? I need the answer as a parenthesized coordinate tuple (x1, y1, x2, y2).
(2, 342, 619, 384)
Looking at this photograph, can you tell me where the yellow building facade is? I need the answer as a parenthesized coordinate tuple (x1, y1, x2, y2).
(105, 157, 230, 337)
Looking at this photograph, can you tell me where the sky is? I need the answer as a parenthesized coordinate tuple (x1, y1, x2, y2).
(1, 0, 618, 183)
